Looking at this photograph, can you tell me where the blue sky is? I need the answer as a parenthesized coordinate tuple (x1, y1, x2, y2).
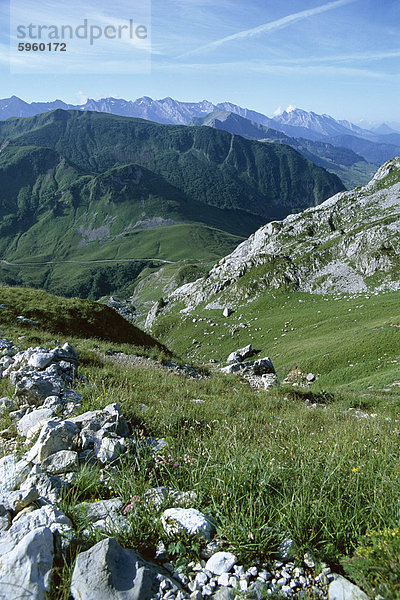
(0, 0, 399, 122)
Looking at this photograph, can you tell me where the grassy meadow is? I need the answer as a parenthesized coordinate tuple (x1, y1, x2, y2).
(0, 285, 399, 598)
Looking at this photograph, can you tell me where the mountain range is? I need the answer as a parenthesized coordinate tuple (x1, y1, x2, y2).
(1, 96, 400, 166)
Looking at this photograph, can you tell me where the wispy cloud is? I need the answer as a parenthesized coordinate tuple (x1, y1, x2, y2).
(180, 0, 358, 57)
(156, 59, 389, 79)
(275, 50, 400, 64)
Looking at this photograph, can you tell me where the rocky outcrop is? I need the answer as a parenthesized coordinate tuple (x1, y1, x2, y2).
(221, 346, 279, 390)
(158, 158, 400, 315)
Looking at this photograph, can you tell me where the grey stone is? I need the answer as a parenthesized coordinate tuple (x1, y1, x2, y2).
(0, 455, 31, 492)
(307, 373, 316, 382)
(22, 473, 67, 503)
(303, 553, 315, 568)
(261, 373, 280, 390)
(328, 575, 369, 600)
(0, 486, 39, 514)
(41, 450, 79, 475)
(276, 537, 296, 562)
(252, 357, 275, 375)
(162, 508, 215, 541)
(227, 352, 242, 365)
(220, 363, 242, 374)
(70, 537, 178, 600)
(0, 526, 53, 600)
(17, 408, 55, 438)
(0, 504, 11, 531)
(205, 552, 237, 575)
(95, 436, 126, 463)
(0, 505, 72, 556)
(70, 403, 129, 437)
(75, 498, 123, 522)
(42, 395, 64, 411)
(212, 588, 234, 600)
(222, 308, 233, 318)
(227, 344, 255, 364)
(16, 315, 39, 327)
(28, 352, 55, 370)
(0, 396, 17, 414)
(31, 420, 79, 463)
(15, 374, 62, 406)
(61, 389, 82, 404)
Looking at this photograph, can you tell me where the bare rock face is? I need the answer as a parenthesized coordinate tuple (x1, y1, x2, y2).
(158, 158, 400, 317)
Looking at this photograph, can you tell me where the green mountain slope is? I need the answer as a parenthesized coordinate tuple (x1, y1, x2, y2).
(191, 110, 377, 189)
(0, 145, 251, 298)
(0, 285, 165, 348)
(0, 110, 344, 219)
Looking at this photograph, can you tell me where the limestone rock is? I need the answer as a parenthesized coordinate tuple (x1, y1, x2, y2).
(0, 455, 31, 492)
(0, 505, 72, 556)
(161, 508, 215, 541)
(41, 450, 79, 475)
(0, 486, 39, 514)
(95, 436, 125, 464)
(75, 498, 123, 523)
(22, 472, 68, 504)
(17, 408, 55, 439)
(328, 574, 369, 600)
(31, 420, 79, 463)
(0, 526, 54, 600)
(205, 552, 237, 575)
(15, 374, 62, 406)
(144, 487, 197, 511)
(0, 504, 11, 531)
(70, 537, 178, 600)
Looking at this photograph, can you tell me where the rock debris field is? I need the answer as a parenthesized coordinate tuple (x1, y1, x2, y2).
(0, 339, 368, 599)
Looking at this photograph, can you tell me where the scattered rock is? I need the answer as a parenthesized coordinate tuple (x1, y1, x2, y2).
(227, 344, 255, 364)
(16, 315, 39, 327)
(144, 487, 197, 511)
(75, 498, 123, 523)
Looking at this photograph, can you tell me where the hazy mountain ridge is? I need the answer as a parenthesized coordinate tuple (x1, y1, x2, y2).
(190, 110, 377, 188)
(1, 96, 399, 158)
